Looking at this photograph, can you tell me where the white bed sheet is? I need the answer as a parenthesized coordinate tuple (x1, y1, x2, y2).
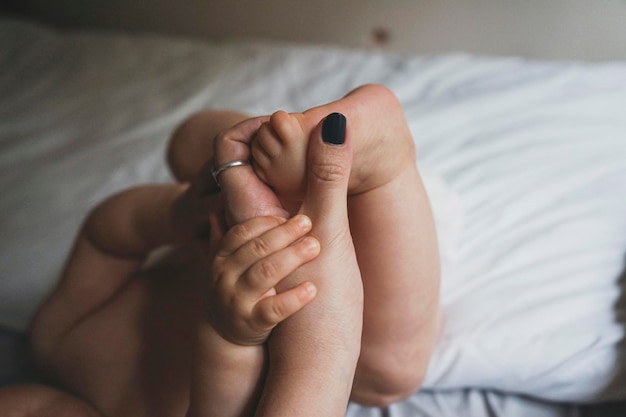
(1, 17, 625, 415)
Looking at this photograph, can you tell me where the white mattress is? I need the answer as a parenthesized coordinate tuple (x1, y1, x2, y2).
(1, 18, 625, 417)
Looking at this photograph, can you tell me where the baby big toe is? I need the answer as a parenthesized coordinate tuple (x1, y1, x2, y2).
(269, 110, 308, 144)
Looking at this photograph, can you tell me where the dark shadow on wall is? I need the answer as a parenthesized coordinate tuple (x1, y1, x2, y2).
(0, 1, 29, 15)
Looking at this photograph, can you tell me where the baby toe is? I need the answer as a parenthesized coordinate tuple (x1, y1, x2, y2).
(270, 110, 308, 145)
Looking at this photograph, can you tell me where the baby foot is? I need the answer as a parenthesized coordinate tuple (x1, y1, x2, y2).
(251, 84, 416, 199)
(251, 110, 308, 201)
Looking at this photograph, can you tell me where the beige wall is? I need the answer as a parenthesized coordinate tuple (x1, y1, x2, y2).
(11, 0, 626, 61)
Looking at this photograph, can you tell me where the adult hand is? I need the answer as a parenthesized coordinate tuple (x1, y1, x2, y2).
(212, 116, 290, 226)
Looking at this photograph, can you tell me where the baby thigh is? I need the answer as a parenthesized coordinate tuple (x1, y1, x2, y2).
(349, 167, 441, 407)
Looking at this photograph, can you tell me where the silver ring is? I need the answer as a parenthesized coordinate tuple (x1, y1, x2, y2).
(211, 159, 250, 187)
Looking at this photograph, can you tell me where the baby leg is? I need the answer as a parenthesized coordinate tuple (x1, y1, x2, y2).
(252, 84, 441, 406)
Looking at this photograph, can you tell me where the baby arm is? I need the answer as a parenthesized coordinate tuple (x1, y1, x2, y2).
(189, 215, 319, 417)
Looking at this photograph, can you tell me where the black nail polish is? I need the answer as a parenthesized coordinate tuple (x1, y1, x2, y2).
(322, 113, 346, 145)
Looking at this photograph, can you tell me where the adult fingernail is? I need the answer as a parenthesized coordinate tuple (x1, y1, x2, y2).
(322, 113, 346, 145)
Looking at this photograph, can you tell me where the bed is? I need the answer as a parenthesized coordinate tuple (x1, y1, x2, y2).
(1, 17, 625, 416)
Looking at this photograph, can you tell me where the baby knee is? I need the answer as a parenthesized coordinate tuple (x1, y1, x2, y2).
(166, 114, 201, 182)
(352, 354, 426, 407)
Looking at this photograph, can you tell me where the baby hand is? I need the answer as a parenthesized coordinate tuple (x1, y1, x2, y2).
(208, 214, 320, 346)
